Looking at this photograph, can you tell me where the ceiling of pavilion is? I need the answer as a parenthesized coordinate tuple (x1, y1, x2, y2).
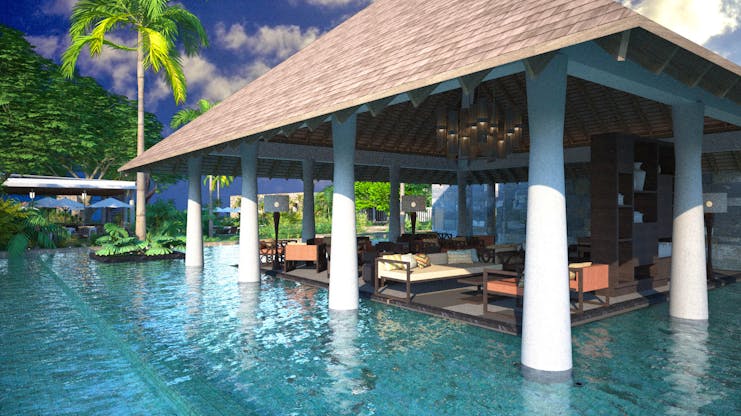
(150, 65, 740, 184)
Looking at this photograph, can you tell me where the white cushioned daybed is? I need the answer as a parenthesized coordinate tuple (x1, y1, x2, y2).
(374, 250, 502, 303)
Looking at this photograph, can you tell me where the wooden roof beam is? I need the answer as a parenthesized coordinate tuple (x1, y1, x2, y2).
(690, 62, 714, 88)
(654, 46, 679, 75)
(719, 78, 739, 99)
(524, 52, 556, 79)
(458, 69, 491, 96)
(617, 30, 631, 62)
(407, 84, 438, 108)
(366, 95, 397, 117)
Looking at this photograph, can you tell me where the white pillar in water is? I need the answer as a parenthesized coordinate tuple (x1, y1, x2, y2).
(302, 158, 316, 242)
(238, 141, 261, 283)
(457, 170, 468, 236)
(521, 53, 572, 380)
(185, 156, 204, 268)
(328, 113, 359, 311)
(388, 163, 401, 242)
(670, 102, 708, 320)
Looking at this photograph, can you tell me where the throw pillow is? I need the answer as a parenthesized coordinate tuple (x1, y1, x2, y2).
(568, 262, 592, 280)
(382, 254, 403, 270)
(414, 253, 430, 268)
(401, 253, 418, 269)
(447, 249, 473, 264)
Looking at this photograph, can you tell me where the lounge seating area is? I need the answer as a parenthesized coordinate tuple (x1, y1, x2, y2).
(374, 249, 503, 303)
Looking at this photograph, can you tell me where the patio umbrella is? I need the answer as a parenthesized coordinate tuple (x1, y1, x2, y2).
(89, 197, 131, 209)
(33, 197, 59, 208)
(54, 197, 85, 211)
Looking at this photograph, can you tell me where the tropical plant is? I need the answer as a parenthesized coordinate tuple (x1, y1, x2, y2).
(143, 233, 185, 255)
(94, 223, 145, 256)
(94, 223, 184, 256)
(7, 210, 71, 256)
(146, 199, 186, 236)
(0, 199, 28, 250)
(61, 0, 208, 241)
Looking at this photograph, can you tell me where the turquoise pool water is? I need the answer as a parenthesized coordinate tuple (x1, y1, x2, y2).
(1, 246, 739, 415)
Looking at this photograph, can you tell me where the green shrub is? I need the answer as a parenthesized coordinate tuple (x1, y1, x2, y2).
(6, 209, 70, 256)
(0, 199, 27, 249)
(146, 200, 186, 236)
(94, 223, 185, 257)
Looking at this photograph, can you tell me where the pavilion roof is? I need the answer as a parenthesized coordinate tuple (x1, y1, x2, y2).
(120, 0, 741, 176)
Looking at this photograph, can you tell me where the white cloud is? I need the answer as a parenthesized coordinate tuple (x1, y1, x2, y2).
(25, 35, 66, 59)
(215, 23, 321, 60)
(623, 0, 740, 45)
(181, 55, 269, 103)
(75, 34, 138, 99)
(41, 0, 76, 16)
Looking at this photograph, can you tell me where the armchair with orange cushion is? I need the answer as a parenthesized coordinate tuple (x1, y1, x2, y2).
(482, 262, 609, 314)
(568, 262, 609, 313)
(283, 243, 328, 273)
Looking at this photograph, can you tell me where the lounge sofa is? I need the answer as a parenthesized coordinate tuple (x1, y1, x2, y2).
(374, 250, 503, 303)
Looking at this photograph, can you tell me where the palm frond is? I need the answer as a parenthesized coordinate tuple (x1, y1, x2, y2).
(170, 108, 200, 129)
(162, 6, 209, 55)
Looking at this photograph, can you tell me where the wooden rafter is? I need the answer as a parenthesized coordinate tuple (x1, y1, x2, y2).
(654, 46, 679, 75)
(574, 78, 609, 133)
(407, 84, 438, 108)
(690, 62, 714, 88)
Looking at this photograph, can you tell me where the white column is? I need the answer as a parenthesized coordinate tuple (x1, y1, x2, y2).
(329, 113, 359, 311)
(302, 158, 316, 242)
(185, 156, 204, 268)
(388, 163, 401, 242)
(670, 102, 708, 320)
(239, 142, 261, 283)
(457, 170, 468, 236)
(521, 53, 572, 380)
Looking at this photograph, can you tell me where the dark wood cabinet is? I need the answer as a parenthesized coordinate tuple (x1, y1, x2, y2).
(591, 133, 674, 296)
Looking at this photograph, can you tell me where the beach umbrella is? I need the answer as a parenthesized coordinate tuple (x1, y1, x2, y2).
(89, 197, 131, 209)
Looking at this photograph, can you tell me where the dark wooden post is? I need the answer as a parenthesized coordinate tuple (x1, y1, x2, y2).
(273, 211, 281, 270)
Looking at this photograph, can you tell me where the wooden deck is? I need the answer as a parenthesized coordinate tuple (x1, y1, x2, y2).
(270, 263, 739, 336)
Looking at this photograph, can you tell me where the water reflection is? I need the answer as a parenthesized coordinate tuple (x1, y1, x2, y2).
(520, 378, 571, 416)
(664, 318, 714, 415)
(325, 310, 369, 414)
(184, 267, 204, 337)
(237, 282, 261, 370)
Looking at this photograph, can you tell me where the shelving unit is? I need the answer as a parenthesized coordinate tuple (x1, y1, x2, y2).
(591, 133, 674, 296)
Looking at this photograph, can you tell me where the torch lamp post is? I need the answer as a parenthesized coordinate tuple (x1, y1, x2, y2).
(401, 195, 427, 239)
(264, 195, 290, 270)
(29, 190, 35, 208)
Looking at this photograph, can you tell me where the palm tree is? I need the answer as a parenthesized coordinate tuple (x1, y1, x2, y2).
(61, 0, 208, 241)
(171, 99, 233, 237)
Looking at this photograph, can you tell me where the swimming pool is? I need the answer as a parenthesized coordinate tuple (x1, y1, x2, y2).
(1, 246, 738, 415)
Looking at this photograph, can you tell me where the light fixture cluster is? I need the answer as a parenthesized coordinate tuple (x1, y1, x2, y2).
(435, 89, 523, 160)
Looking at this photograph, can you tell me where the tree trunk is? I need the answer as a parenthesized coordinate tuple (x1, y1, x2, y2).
(135, 32, 147, 241)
